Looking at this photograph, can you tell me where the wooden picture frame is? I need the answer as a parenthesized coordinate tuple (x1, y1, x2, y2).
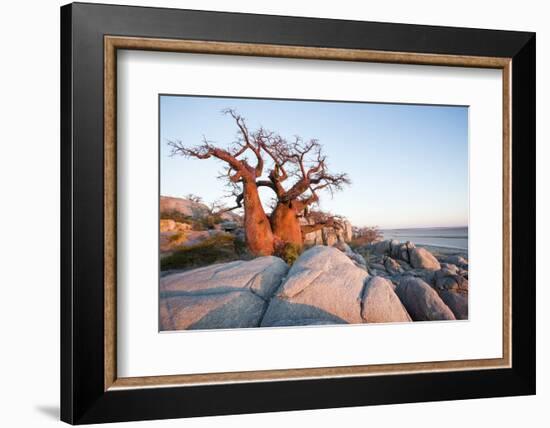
(61, 2, 535, 424)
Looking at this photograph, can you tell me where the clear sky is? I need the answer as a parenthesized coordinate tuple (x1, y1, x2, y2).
(160, 95, 468, 229)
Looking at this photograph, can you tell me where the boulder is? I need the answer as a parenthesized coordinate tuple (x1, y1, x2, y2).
(334, 242, 366, 268)
(160, 257, 290, 330)
(361, 276, 412, 323)
(303, 229, 323, 246)
(434, 269, 469, 292)
(396, 259, 412, 271)
(260, 297, 349, 327)
(369, 254, 385, 265)
(440, 263, 459, 274)
(398, 241, 415, 262)
(390, 240, 414, 261)
(263, 246, 369, 325)
(348, 252, 367, 268)
(161, 256, 289, 300)
(443, 255, 468, 268)
(343, 220, 353, 242)
(409, 247, 441, 271)
(369, 262, 386, 272)
(384, 257, 403, 275)
(219, 221, 239, 232)
(371, 240, 392, 255)
(322, 228, 338, 246)
(395, 277, 456, 321)
(334, 241, 353, 254)
(438, 290, 468, 320)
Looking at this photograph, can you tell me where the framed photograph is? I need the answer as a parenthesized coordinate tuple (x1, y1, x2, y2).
(61, 2, 536, 424)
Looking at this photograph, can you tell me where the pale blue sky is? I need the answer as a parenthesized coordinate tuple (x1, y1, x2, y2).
(160, 95, 468, 229)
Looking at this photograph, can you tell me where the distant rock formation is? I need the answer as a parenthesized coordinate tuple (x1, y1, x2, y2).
(301, 218, 353, 246)
(160, 195, 242, 222)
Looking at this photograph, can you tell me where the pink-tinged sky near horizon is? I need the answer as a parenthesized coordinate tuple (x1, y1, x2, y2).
(160, 95, 468, 229)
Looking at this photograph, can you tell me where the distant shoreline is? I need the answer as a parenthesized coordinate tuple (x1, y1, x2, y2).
(415, 243, 468, 257)
(381, 226, 468, 253)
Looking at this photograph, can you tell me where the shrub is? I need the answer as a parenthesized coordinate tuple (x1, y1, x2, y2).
(198, 214, 223, 230)
(275, 242, 302, 266)
(161, 234, 248, 271)
(167, 231, 186, 243)
(349, 226, 383, 248)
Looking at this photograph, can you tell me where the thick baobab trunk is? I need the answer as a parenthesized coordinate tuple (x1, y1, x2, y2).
(270, 202, 303, 248)
(242, 181, 275, 256)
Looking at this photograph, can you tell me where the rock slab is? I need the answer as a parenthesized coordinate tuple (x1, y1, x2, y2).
(361, 276, 412, 323)
(261, 246, 368, 326)
(160, 256, 289, 330)
(161, 256, 288, 299)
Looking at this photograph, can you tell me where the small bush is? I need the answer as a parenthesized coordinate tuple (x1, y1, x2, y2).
(275, 242, 302, 266)
(198, 214, 223, 230)
(168, 231, 186, 243)
(349, 226, 383, 249)
(161, 234, 248, 271)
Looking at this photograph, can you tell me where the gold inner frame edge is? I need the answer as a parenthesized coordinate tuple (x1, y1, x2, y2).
(104, 36, 512, 391)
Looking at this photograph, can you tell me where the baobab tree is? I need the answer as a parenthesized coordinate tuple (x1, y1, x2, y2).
(168, 109, 350, 256)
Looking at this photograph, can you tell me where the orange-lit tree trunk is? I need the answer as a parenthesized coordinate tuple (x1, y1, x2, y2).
(242, 181, 274, 256)
(270, 202, 303, 248)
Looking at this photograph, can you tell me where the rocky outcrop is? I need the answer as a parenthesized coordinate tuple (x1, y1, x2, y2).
(361, 276, 412, 323)
(160, 256, 289, 330)
(433, 268, 468, 319)
(302, 219, 353, 247)
(322, 228, 338, 246)
(161, 196, 209, 218)
(160, 195, 241, 221)
(395, 277, 455, 321)
(261, 246, 368, 326)
(302, 227, 323, 246)
(341, 220, 353, 242)
(160, 240, 468, 330)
